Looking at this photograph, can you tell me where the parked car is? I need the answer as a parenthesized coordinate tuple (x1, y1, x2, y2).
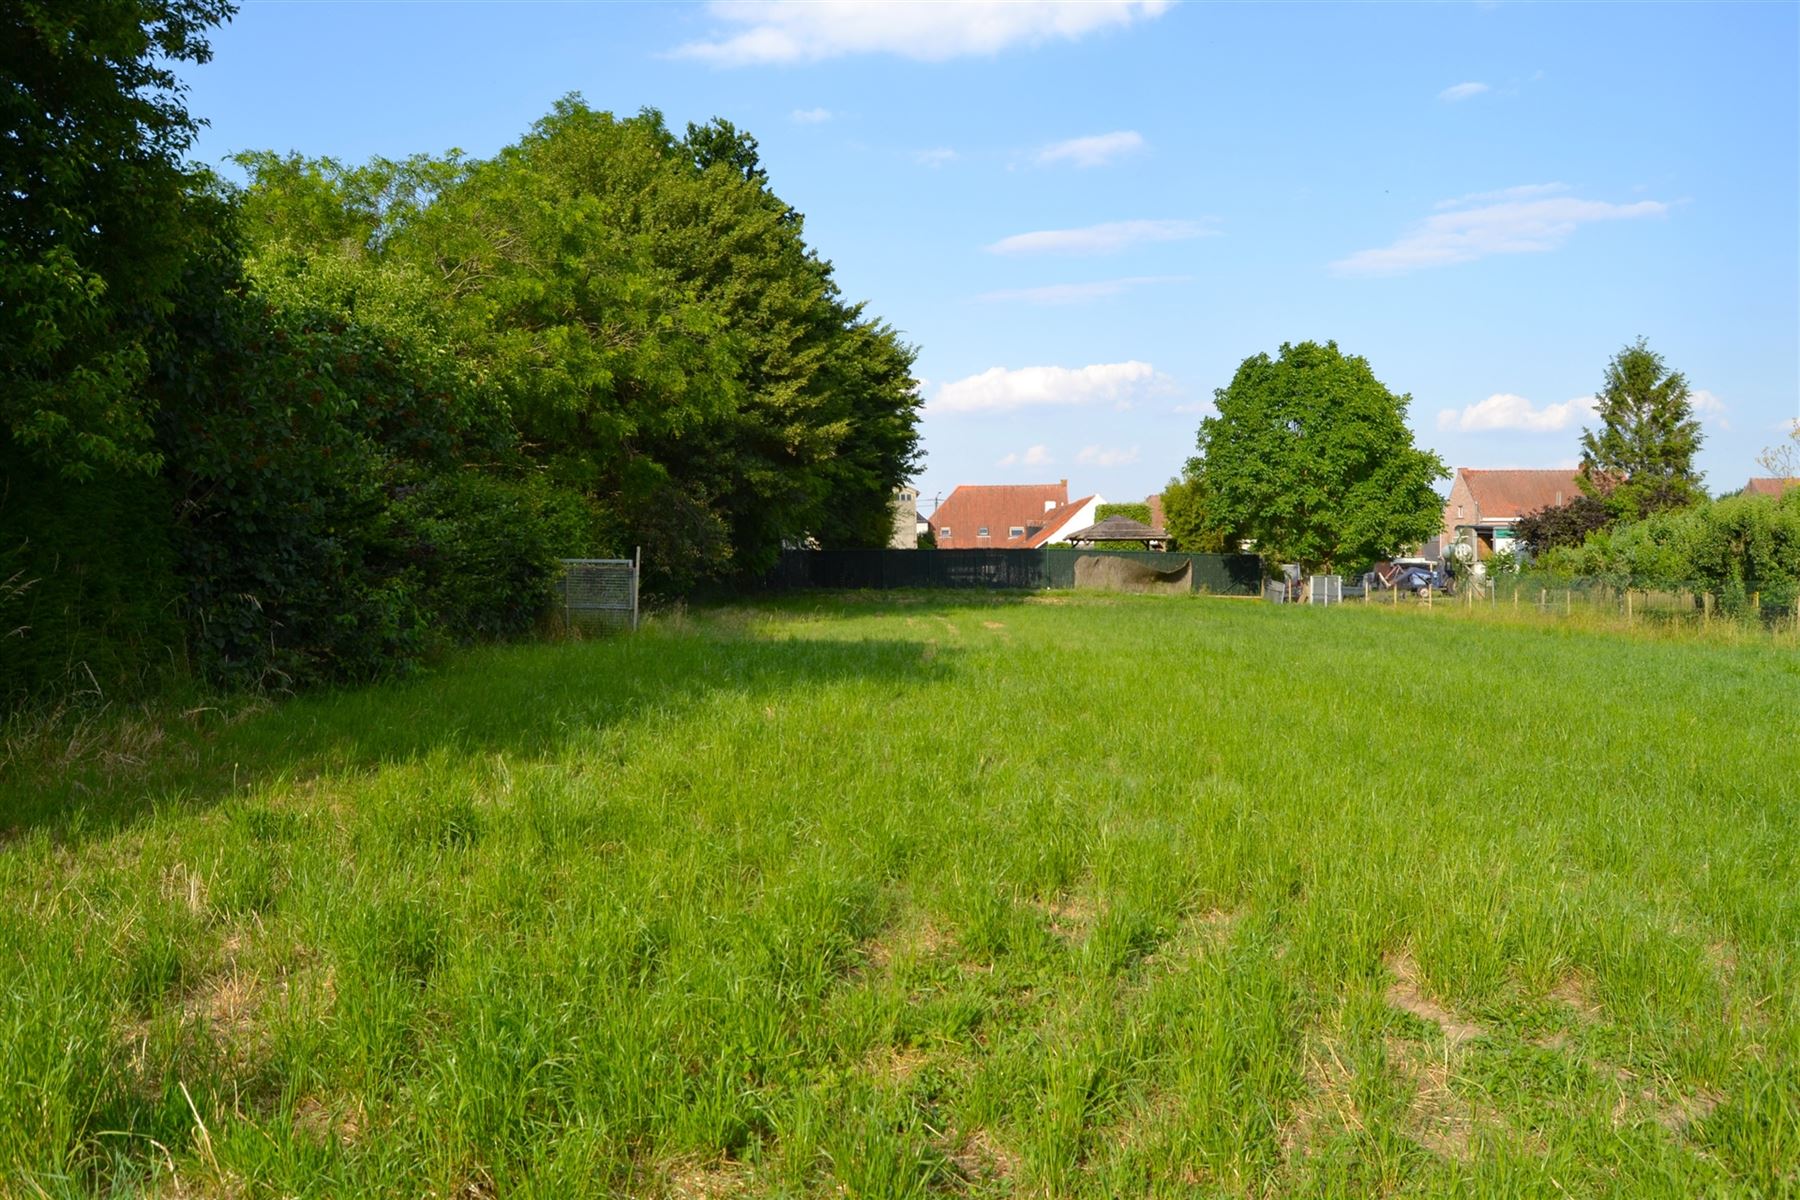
(1370, 557, 1450, 595)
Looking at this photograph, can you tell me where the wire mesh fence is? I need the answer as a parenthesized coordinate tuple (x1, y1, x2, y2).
(556, 555, 639, 631)
(1358, 571, 1800, 635)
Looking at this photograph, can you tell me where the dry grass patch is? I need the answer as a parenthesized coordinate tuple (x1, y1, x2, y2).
(944, 1127, 1019, 1185)
(1282, 1032, 1362, 1159)
(657, 1157, 752, 1198)
(1386, 1037, 1504, 1162)
(1029, 893, 1099, 942)
(862, 912, 956, 973)
(1547, 972, 1603, 1022)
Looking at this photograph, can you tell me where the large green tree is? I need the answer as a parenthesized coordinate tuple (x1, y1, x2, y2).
(236, 99, 921, 589)
(1183, 341, 1447, 572)
(1577, 338, 1705, 519)
(1, 0, 234, 478)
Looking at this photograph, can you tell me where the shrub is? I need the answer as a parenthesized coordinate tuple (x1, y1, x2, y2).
(394, 472, 608, 643)
(1095, 502, 1152, 525)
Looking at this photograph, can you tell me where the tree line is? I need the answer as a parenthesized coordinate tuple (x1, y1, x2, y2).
(1513, 341, 1798, 612)
(2, 1, 921, 704)
(1158, 337, 1798, 611)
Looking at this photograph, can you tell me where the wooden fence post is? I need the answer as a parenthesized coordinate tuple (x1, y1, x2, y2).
(1626, 590, 1633, 622)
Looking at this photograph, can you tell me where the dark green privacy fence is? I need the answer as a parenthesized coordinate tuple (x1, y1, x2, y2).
(766, 549, 1262, 595)
(1041, 549, 1262, 595)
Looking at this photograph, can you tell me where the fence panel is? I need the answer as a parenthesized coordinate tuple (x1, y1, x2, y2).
(768, 549, 1261, 595)
(557, 556, 639, 630)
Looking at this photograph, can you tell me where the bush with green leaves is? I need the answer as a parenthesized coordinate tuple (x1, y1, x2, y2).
(394, 472, 608, 643)
(1095, 502, 1152, 525)
(1535, 491, 1800, 614)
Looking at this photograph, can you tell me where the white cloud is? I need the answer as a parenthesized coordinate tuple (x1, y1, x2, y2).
(1434, 182, 1568, 209)
(1438, 81, 1490, 102)
(1690, 388, 1730, 430)
(1076, 444, 1141, 468)
(672, 0, 1171, 66)
(1036, 130, 1145, 168)
(987, 218, 1216, 256)
(914, 147, 958, 168)
(1332, 191, 1668, 276)
(933, 361, 1162, 415)
(997, 444, 1056, 468)
(976, 275, 1189, 304)
(790, 106, 833, 124)
(1436, 393, 1597, 433)
(1171, 400, 1215, 415)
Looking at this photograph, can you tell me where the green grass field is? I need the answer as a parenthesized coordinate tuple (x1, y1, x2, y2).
(3, 594, 1796, 1198)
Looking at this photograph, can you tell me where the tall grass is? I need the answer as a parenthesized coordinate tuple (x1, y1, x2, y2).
(1, 593, 1794, 1196)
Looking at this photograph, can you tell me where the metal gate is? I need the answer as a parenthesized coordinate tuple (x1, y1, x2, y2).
(557, 550, 639, 631)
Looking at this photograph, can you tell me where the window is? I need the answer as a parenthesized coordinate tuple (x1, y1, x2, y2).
(978, 526, 990, 538)
(1008, 526, 1025, 538)
(939, 527, 951, 539)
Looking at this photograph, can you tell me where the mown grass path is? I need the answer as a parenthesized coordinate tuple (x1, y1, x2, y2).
(3, 594, 1796, 1197)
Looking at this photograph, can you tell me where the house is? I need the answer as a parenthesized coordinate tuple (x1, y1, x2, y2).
(1442, 468, 1584, 559)
(889, 484, 920, 549)
(927, 480, 1105, 549)
(1744, 477, 1798, 499)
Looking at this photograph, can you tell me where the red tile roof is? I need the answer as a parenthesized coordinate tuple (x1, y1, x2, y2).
(1745, 477, 1798, 498)
(1457, 468, 1585, 519)
(1022, 496, 1097, 547)
(928, 481, 1068, 548)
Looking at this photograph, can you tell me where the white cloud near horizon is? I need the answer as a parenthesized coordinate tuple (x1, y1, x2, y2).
(914, 147, 958, 167)
(1036, 130, 1145, 168)
(987, 219, 1215, 256)
(1076, 444, 1141, 467)
(1436, 393, 1598, 433)
(1333, 189, 1668, 276)
(976, 275, 1189, 305)
(1439, 387, 1729, 434)
(997, 444, 1056, 468)
(790, 106, 833, 124)
(1438, 81, 1490, 102)
(933, 361, 1162, 415)
(671, 0, 1171, 66)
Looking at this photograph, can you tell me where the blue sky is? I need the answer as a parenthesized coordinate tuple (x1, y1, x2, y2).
(182, 1, 1799, 512)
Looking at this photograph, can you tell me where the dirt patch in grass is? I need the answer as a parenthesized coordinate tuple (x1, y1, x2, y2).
(863, 914, 956, 972)
(1657, 1089, 1722, 1134)
(294, 1093, 364, 1147)
(1029, 893, 1099, 941)
(659, 1158, 751, 1198)
(1548, 972, 1603, 1022)
(1385, 953, 1483, 1047)
(945, 1127, 1018, 1183)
